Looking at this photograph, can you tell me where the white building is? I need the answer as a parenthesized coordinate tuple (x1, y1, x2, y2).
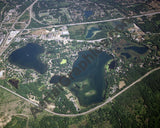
(0, 70, 5, 78)
(6, 31, 20, 44)
(62, 31, 69, 35)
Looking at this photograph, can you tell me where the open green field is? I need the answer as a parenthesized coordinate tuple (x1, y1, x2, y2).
(18, 10, 30, 22)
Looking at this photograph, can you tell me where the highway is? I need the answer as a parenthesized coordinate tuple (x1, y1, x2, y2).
(58, 11, 160, 27)
(1, 67, 160, 117)
(0, 85, 39, 107)
(0, 4, 160, 56)
(26, 11, 160, 30)
(0, 0, 38, 56)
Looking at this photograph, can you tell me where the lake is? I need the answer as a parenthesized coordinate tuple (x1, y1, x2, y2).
(84, 11, 93, 19)
(69, 50, 112, 106)
(8, 43, 47, 74)
(124, 46, 148, 54)
(109, 60, 116, 69)
(50, 75, 62, 84)
(121, 52, 131, 59)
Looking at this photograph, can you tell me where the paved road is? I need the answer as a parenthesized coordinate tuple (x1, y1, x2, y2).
(27, 11, 160, 30)
(55, 38, 106, 43)
(0, 0, 38, 56)
(57, 11, 160, 27)
(1, 9, 159, 56)
(0, 85, 39, 107)
(1, 67, 160, 117)
(11, 0, 38, 30)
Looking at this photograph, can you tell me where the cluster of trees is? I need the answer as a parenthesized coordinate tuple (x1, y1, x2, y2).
(135, 14, 160, 33)
(54, 93, 77, 114)
(4, 116, 27, 128)
(27, 18, 47, 29)
(6, 0, 33, 14)
(128, 3, 149, 14)
(0, 1, 6, 21)
(33, 0, 70, 22)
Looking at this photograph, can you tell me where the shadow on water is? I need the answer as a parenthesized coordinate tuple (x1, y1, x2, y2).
(8, 43, 47, 74)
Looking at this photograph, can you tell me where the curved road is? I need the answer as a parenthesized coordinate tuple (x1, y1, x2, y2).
(0, 0, 38, 56)
(1, 67, 160, 117)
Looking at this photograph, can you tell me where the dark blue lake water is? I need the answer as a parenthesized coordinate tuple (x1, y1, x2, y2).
(124, 46, 148, 54)
(109, 60, 116, 69)
(8, 43, 47, 74)
(121, 52, 131, 59)
(84, 11, 93, 19)
(50, 75, 62, 84)
(69, 50, 112, 106)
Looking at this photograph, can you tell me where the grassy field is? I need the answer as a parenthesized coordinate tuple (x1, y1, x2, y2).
(68, 24, 101, 40)
(68, 25, 86, 40)
(60, 59, 67, 65)
(0, 88, 32, 128)
(18, 10, 30, 22)
(27, 18, 47, 29)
